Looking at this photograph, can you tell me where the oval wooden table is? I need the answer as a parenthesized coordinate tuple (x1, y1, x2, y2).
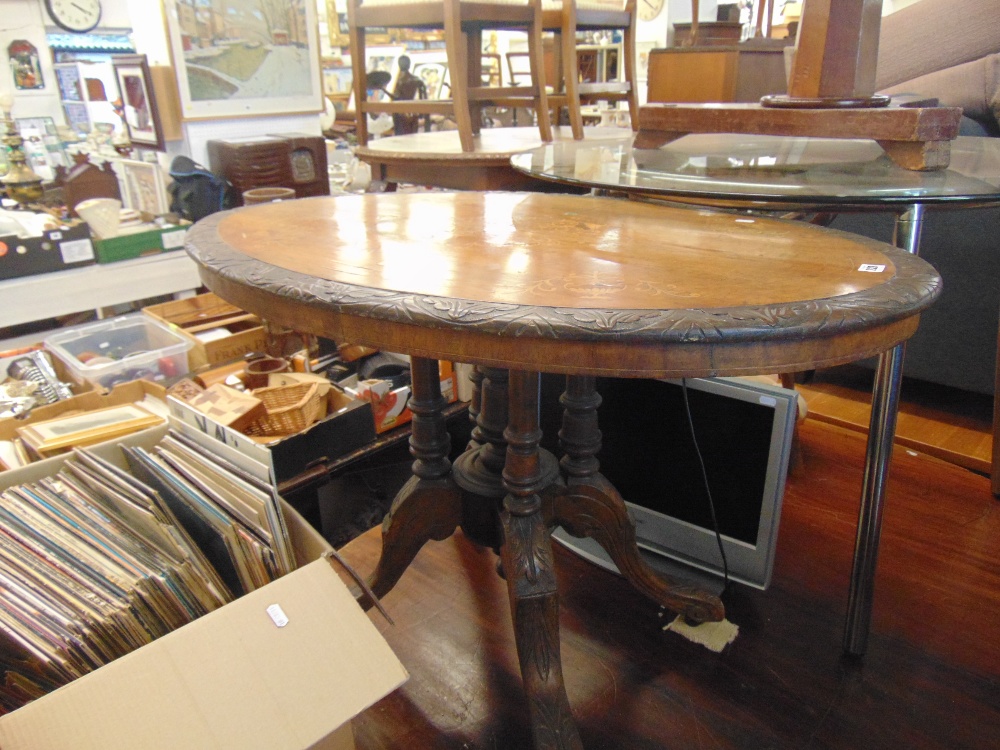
(186, 192, 941, 750)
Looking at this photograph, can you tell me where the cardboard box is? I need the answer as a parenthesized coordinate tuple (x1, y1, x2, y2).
(168, 386, 377, 485)
(0, 424, 408, 750)
(143, 292, 268, 370)
(92, 222, 189, 263)
(0, 223, 95, 281)
(0, 346, 90, 400)
(0, 379, 166, 471)
(342, 361, 457, 434)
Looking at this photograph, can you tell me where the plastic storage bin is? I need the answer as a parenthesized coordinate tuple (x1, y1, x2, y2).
(44, 315, 194, 389)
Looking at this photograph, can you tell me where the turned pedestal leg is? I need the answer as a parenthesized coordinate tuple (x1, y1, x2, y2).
(551, 375, 724, 624)
(455, 368, 559, 549)
(500, 369, 582, 750)
(455, 367, 511, 497)
(364, 357, 463, 603)
(466, 365, 486, 450)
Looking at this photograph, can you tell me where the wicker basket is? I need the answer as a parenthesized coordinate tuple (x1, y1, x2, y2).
(244, 382, 328, 437)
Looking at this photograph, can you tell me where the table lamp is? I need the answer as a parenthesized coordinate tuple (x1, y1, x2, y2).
(0, 91, 45, 206)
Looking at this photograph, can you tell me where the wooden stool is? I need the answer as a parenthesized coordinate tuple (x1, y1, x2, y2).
(542, 0, 640, 139)
(348, 0, 553, 153)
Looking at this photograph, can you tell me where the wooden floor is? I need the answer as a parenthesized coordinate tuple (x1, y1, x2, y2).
(797, 364, 993, 476)
(339, 415, 1000, 749)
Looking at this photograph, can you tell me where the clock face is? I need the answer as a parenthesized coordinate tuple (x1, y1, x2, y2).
(45, 0, 103, 34)
(638, 0, 665, 22)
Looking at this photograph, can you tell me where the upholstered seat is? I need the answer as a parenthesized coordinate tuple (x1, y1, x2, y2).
(348, 0, 553, 152)
(541, 0, 638, 138)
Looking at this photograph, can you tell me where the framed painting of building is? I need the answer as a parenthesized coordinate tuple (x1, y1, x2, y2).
(163, 0, 324, 120)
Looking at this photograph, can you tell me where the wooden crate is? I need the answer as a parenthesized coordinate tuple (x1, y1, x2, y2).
(143, 292, 268, 369)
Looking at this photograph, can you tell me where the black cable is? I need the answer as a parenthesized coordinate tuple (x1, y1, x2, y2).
(680, 378, 730, 590)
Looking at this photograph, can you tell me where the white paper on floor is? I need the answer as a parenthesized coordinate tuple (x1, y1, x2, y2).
(664, 616, 739, 652)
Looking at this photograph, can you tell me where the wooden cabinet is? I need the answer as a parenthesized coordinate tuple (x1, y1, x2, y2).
(671, 21, 744, 47)
(646, 43, 788, 104)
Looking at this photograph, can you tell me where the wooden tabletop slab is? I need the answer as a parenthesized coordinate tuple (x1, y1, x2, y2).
(187, 192, 941, 378)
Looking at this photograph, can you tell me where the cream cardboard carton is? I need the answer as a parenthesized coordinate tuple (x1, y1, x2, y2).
(0, 423, 408, 750)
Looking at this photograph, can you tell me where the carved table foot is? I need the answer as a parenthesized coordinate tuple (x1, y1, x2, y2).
(363, 357, 462, 605)
(501, 369, 583, 750)
(550, 478, 724, 624)
(501, 511, 582, 749)
(365, 476, 463, 604)
(552, 374, 724, 624)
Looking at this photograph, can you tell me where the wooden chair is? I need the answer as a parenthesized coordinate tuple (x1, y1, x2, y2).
(347, 0, 553, 152)
(542, 0, 639, 139)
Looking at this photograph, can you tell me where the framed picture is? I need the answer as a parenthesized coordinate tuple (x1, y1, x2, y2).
(322, 62, 353, 96)
(364, 45, 406, 102)
(117, 159, 171, 216)
(55, 63, 84, 101)
(16, 404, 164, 456)
(8, 39, 44, 91)
(16, 116, 69, 180)
(62, 101, 91, 135)
(112, 54, 166, 151)
(408, 51, 449, 100)
(163, 0, 323, 120)
(325, 1, 350, 48)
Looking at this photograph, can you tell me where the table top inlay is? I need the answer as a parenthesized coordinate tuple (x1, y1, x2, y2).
(188, 192, 941, 377)
(212, 193, 900, 308)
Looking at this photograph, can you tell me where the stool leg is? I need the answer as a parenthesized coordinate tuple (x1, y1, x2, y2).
(444, 0, 476, 152)
(499, 369, 582, 750)
(552, 375, 724, 623)
(467, 29, 484, 134)
(560, 4, 584, 140)
(363, 357, 462, 605)
(528, 5, 553, 142)
(622, 9, 640, 131)
(347, 0, 369, 146)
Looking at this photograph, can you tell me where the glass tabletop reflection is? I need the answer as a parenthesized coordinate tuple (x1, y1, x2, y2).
(511, 134, 1000, 210)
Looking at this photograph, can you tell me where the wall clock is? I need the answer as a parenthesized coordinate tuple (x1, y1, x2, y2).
(44, 0, 103, 34)
(638, 0, 665, 22)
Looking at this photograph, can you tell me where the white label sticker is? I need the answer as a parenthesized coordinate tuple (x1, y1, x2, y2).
(161, 229, 187, 250)
(60, 238, 95, 264)
(50, 231, 63, 241)
(858, 264, 886, 273)
(266, 603, 289, 627)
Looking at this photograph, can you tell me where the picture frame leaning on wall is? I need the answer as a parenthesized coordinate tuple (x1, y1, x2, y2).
(162, 0, 324, 120)
(112, 54, 166, 151)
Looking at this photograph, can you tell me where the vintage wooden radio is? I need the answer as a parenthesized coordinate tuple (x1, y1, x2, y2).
(206, 133, 329, 205)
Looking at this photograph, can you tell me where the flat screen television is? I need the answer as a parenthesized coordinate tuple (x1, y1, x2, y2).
(544, 376, 798, 591)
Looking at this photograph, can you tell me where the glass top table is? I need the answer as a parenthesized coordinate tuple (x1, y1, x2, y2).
(511, 134, 1000, 211)
(514, 133, 1000, 658)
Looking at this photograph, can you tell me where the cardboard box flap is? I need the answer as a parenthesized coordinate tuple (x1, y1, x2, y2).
(0, 559, 409, 750)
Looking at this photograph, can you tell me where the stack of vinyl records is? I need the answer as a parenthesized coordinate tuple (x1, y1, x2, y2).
(0, 430, 296, 713)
